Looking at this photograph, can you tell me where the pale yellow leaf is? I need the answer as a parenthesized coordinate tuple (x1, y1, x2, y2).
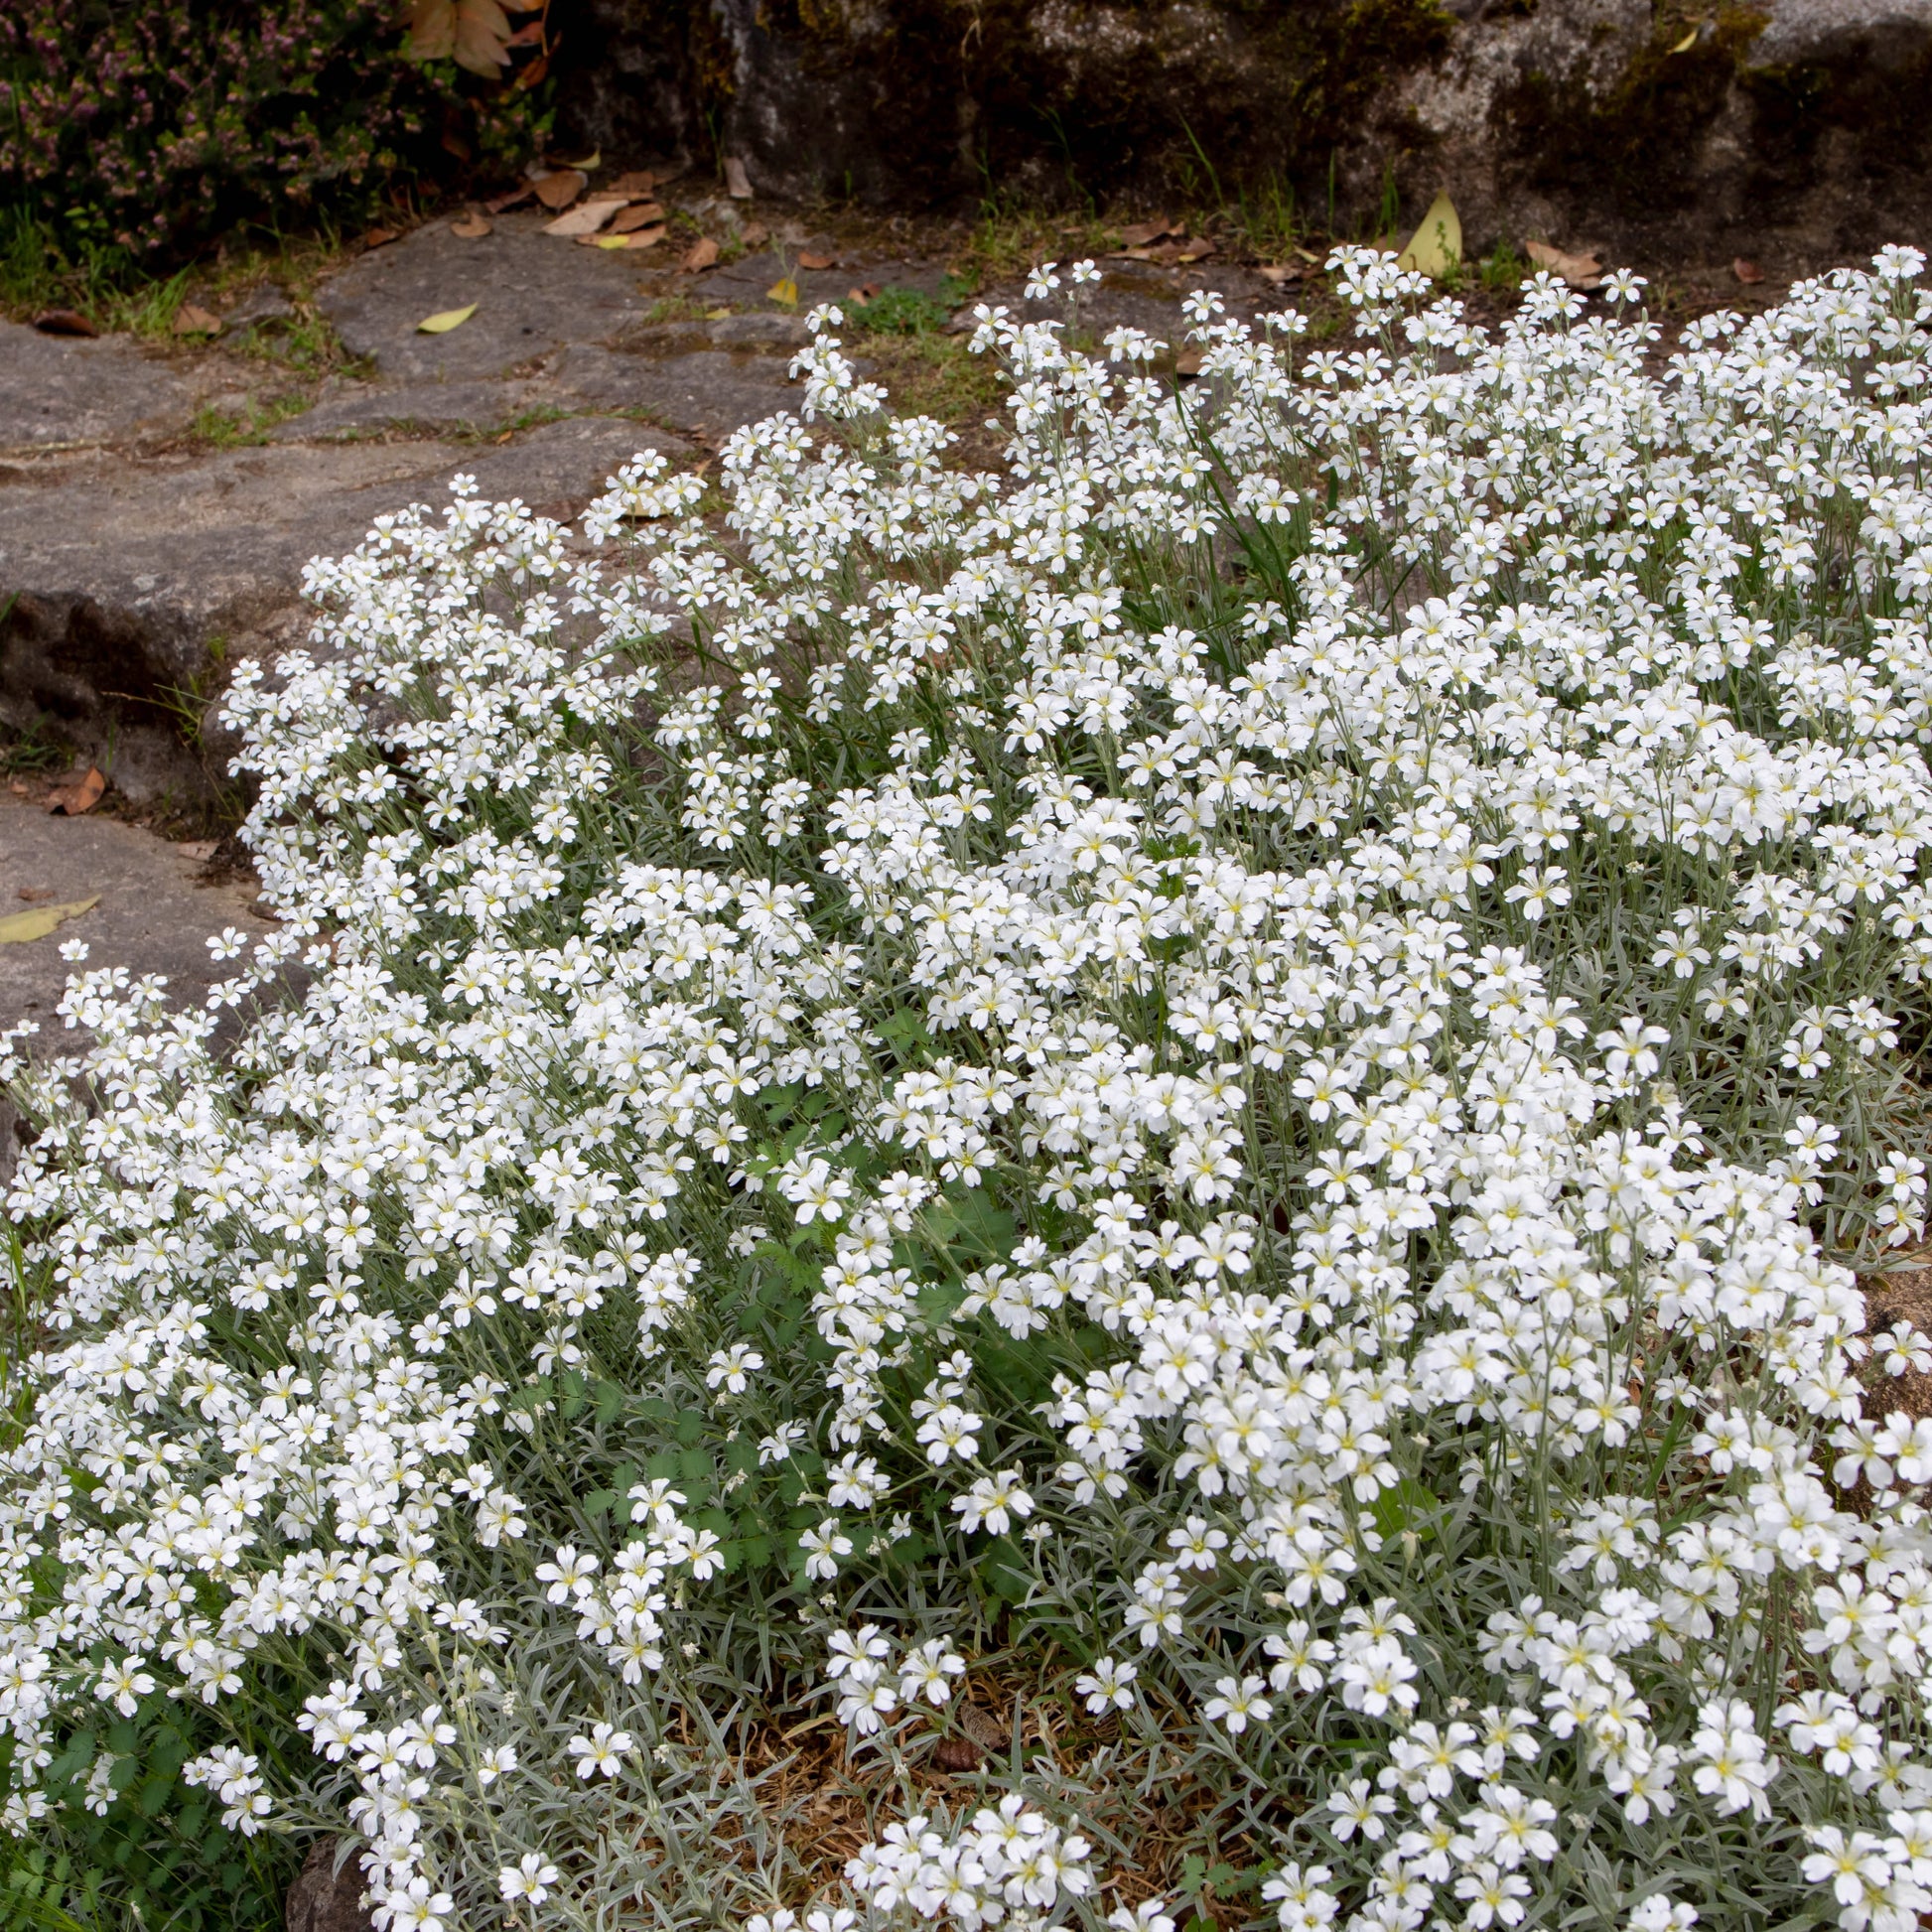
(1670, 23, 1700, 52)
(0, 896, 99, 944)
(1396, 193, 1461, 280)
(766, 277, 799, 307)
(417, 304, 478, 334)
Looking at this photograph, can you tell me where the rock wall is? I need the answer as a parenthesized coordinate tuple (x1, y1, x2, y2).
(555, 0, 1932, 256)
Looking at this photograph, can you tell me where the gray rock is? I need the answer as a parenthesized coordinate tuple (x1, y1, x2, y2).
(0, 324, 202, 454)
(0, 791, 275, 1035)
(284, 1839, 376, 1932)
(0, 417, 681, 786)
(705, 312, 811, 347)
(224, 286, 297, 332)
(549, 344, 804, 438)
(268, 375, 555, 441)
(560, 0, 1932, 261)
(316, 214, 655, 381)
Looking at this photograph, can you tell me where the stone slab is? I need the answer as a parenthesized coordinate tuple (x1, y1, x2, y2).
(316, 214, 656, 381)
(0, 416, 681, 782)
(268, 375, 555, 441)
(0, 323, 203, 454)
(0, 794, 274, 1035)
(548, 345, 804, 438)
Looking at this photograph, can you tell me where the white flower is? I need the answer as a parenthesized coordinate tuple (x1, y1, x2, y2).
(1074, 1656, 1138, 1714)
(499, 1854, 560, 1903)
(567, 1722, 632, 1779)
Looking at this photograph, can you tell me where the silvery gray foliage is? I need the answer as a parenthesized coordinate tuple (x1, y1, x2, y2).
(8, 245, 1932, 1932)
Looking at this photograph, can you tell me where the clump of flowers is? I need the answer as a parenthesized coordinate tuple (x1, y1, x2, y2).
(8, 245, 1932, 1932)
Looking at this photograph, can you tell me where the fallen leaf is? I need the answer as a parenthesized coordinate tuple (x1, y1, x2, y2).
(361, 226, 399, 250)
(1732, 256, 1765, 285)
(767, 276, 799, 307)
(16, 887, 52, 901)
(47, 767, 105, 815)
(705, 306, 733, 319)
(1526, 238, 1603, 288)
(724, 156, 753, 200)
(532, 169, 587, 210)
(1670, 22, 1701, 51)
(591, 226, 666, 250)
(548, 148, 601, 172)
(1397, 191, 1462, 279)
(798, 249, 836, 270)
(1118, 216, 1175, 247)
(931, 1736, 981, 1773)
(452, 209, 492, 238)
(511, 46, 551, 89)
(1256, 263, 1306, 286)
(503, 18, 545, 47)
(417, 303, 478, 334)
(741, 221, 769, 248)
(172, 303, 222, 337)
(32, 308, 98, 338)
(544, 200, 623, 237)
(609, 170, 656, 197)
(1173, 237, 1217, 263)
(848, 283, 882, 302)
(0, 896, 98, 944)
(1294, 245, 1322, 262)
(407, 0, 514, 75)
(609, 201, 665, 233)
(680, 237, 721, 273)
(484, 184, 534, 212)
(1175, 347, 1204, 376)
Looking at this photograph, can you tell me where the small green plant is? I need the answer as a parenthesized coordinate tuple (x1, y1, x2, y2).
(186, 393, 315, 450)
(1479, 237, 1529, 291)
(846, 285, 953, 336)
(0, 712, 69, 778)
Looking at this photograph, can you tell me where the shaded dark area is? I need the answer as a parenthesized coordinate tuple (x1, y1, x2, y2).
(551, 0, 1932, 258)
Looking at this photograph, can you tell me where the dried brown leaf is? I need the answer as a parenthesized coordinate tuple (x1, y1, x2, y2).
(1526, 239, 1603, 288)
(1732, 256, 1765, 285)
(532, 168, 586, 210)
(546, 199, 622, 237)
(47, 767, 105, 816)
(172, 303, 221, 337)
(1118, 216, 1175, 247)
(723, 156, 753, 200)
(32, 308, 98, 338)
(451, 210, 492, 239)
(680, 236, 721, 273)
(798, 249, 835, 270)
(609, 170, 656, 197)
(406, 0, 454, 61)
(609, 201, 665, 233)
(483, 185, 533, 213)
(1256, 263, 1306, 286)
(360, 226, 399, 250)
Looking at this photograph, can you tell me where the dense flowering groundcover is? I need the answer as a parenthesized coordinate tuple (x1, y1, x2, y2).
(10, 246, 1932, 1932)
